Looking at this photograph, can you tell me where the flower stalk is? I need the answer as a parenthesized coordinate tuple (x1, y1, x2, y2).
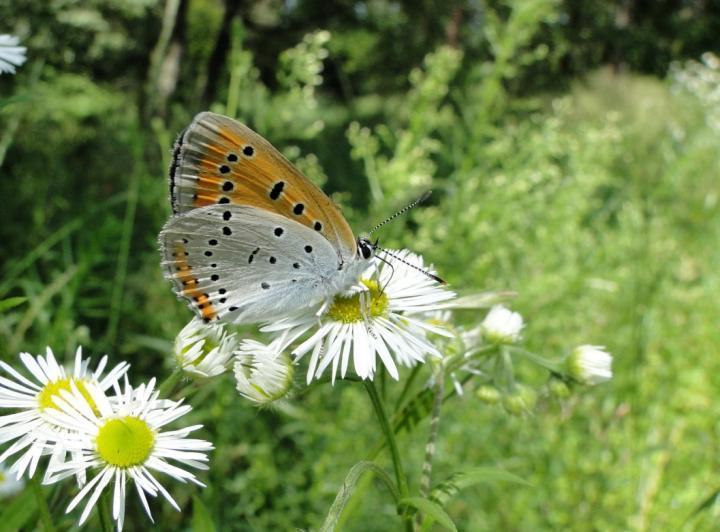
(363, 380, 412, 531)
(418, 366, 445, 499)
(158, 367, 183, 397)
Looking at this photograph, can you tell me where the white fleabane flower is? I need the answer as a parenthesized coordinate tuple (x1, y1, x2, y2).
(0, 464, 24, 498)
(0, 347, 129, 480)
(480, 305, 524, 344)
(566, 345, 613, 385)
(0, 35, 27, 74)
(42, 377, 213, 531)
(264, 249, 455, 383)
(234, 340, 294, 405)
(174, 317, 237, 378)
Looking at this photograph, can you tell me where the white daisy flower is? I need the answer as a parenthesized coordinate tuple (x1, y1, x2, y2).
(42, 377, 213, 531)
(0, 464, 24, 498)
(0, 347, 129, 480)
(174, 317, 238, 378)
(234, 340, 294, 405)
(480, 305, 524, 344)
(264, 249, 455, 383)
(0, 35, 27, 75)
(566, 345, 613, 385)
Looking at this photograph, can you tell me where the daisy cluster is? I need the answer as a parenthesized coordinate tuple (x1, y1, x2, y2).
(263, 249, 456, 383)
(175, 249, 457, 392)
(425, 301, 614, 415)
(175, 248, 613, 406)
(0, 347, 212, 530)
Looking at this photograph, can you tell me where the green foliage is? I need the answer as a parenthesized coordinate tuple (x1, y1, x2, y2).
(1, 0, 719, 530)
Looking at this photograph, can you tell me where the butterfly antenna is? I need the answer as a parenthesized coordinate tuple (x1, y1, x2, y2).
(368, 191, 433, 235)
(375, 246, 446, 285)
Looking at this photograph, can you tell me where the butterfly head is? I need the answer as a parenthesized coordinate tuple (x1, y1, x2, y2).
(357, 237, 376, 261)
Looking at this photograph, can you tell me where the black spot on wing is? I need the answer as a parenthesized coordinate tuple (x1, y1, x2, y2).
(270, 181, 285, 200)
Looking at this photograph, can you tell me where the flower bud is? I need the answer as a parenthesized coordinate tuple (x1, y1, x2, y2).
(548, 377, 571, 399)
(502, 385, 536, 415)
(234, 340, 294, 405)
(480, 305, 524, 345)
(174, 317, 237, 378)
(566, 345, 613, 385)
(476, 385, 502, 405)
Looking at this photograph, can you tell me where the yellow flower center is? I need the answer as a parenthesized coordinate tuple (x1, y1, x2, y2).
(326, 280, 389, 323)
(96, 416, 155, 468)
(37, 378, 96, 412)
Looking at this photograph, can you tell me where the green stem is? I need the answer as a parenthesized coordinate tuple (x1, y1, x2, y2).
(418, 371, 445, 499)
(158, 368, 183, 397)
(363, 380, 412, 531)
(507, 346, 563, 373)
(368, 373, 473, 460)
(30, 476, 55, 532)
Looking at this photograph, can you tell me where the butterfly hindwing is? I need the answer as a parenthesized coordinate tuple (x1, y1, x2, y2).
(159, 204, 341, 324)
(169, 112, 357, 262)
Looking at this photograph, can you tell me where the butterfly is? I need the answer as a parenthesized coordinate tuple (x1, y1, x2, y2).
(159, 112, 376, 324)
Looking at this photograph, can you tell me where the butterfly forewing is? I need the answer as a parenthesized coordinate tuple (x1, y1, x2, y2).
(159, 205, 341, 324)
(170, 112, 357, 262)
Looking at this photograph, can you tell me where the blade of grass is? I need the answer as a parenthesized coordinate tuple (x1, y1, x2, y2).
(9, 265, 79, 353)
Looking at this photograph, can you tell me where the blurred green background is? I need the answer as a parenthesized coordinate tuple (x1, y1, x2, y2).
(2, 0, 720, 530)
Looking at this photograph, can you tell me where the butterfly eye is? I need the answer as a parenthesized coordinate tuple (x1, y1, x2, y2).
(357, 238, 374, 260)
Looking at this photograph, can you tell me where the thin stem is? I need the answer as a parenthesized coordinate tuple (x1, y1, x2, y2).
(158, 368, 183, 398)
(507, 346, 563, 373)
(501, 346, 516, 390)
(368, 373, 473, 460)
(363, 380, 412, 531)
(418, 371, 445, 499)
(30, 476, 55, 532)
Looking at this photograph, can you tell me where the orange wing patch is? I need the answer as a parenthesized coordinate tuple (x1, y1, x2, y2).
(168, 240, 218, 322)
(169, 112, 357, 261)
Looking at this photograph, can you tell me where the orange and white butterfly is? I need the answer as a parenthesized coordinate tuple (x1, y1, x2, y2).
(159, 112, 375, 324)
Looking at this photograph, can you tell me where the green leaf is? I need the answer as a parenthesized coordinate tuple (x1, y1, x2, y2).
(431, 467, 530, 506)
(320, 461, 399, 532)
(192, 495, 216, 532)
(399, 497, 457, 532)
(0, 297, 27, 312)
(0, 488, 38, 531)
